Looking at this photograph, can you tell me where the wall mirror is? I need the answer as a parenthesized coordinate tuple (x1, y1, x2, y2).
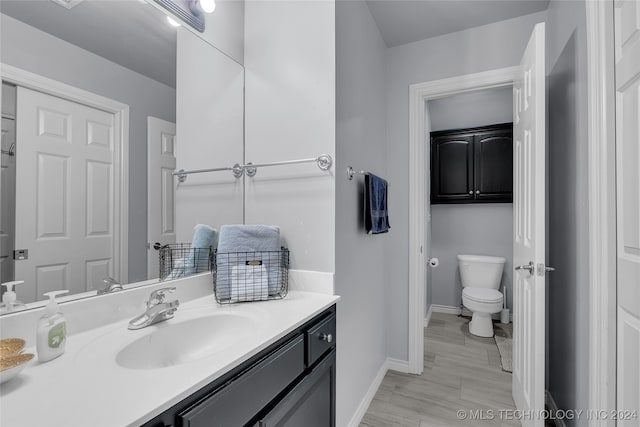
(0, 0, 245, 309)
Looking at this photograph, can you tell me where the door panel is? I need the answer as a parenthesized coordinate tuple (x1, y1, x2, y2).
(147, 117, 177, 279)
(615, 0, 640, 421)
(512, 23, 546, 426)
(431, 135, 474, 202)
(15, 87, 116, 302)
(474, 129, 513, 201)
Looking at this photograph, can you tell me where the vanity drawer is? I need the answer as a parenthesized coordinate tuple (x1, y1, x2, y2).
(306, 312, 336, 367)
(179, 335, 305, 427)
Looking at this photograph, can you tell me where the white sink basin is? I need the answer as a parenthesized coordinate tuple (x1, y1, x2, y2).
(116, 312, 257, 369)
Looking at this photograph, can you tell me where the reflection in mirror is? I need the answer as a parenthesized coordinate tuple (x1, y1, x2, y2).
(0, 0, 245, 309)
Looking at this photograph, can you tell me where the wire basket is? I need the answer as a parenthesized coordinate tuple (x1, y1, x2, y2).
(212, 248, 289, 304)
(158, 243, 212, 281)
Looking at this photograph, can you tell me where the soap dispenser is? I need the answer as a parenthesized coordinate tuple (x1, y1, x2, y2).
(36, 290, 69, 362)
(0, 281, 27, 314)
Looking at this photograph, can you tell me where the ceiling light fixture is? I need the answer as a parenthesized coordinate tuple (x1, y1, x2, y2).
(198, 0, 216, 13)
(167, 16, 181, 27)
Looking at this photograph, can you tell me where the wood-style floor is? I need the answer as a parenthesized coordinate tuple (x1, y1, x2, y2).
(360, 312, 519, 427)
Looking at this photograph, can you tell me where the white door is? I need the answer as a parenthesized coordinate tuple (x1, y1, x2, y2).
(147, 117, 176, 279)
(1, 117, 16, 284)
(15, 87, 116, 302)
(614, 1, 640, 421)
(512, 22, 546, 425)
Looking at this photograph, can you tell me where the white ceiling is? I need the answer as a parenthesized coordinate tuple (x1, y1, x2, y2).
(365, 0, 550, 47)
(1, 0, 177, 87)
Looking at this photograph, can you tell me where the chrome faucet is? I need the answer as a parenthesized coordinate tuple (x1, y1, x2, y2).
(128, 287, 180, 330)
(97, 277, 123, 295)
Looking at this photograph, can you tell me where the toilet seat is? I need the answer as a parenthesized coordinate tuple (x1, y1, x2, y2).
(462, 288, 503, 304)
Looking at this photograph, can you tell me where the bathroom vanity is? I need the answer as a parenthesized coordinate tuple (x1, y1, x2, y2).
(0, 275, 339, 427)
(143, 306, 336, 427)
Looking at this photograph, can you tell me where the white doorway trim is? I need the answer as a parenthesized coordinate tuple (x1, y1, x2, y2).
(1, 63, 130, 284)
(585, 2, 617, 424)
(407, 66, 519, 374)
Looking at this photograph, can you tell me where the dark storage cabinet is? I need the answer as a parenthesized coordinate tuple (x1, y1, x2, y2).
(431, 123, 513, 204)
(142, 306, 336, 427)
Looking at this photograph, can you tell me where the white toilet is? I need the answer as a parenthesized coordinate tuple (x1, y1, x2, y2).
(458, 254, 506, 337)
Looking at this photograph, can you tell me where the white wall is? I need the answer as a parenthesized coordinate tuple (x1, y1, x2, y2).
(196, 0, 245, 65)
(243, 0, 336, 273)
(384, 10, 546, 361)
(335, 1, 388, 425)
(175, 28, 244, 241)
(428, 87, 514, 311)
(0, 14, 176, 284)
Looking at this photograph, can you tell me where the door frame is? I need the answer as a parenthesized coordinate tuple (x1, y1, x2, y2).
(1, 63, 130, 284)
(407, 66, 518, 374)
(585, 2, 617, 423)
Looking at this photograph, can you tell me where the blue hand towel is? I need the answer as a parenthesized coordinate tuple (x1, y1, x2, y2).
(216, 225, 281, 299)
(167, 224, 217, 279)
(365, 174, 390, 234)
(186, 224, 217, 274)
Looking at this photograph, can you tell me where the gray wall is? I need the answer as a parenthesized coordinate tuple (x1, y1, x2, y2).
(0, 14, 176, 284)
(428, 87, 513, 311)
(546, 0, 589, 423)
(431, 204, 513, 308)
(335, 1, 388, 425)
(384, 10, 546, 361)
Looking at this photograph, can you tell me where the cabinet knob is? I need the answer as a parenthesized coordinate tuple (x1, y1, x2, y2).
(475, 190, 480, 194)
(319, 333, 333, 343)
(468, 190, 473, 195)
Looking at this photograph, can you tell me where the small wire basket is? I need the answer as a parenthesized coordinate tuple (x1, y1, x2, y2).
(158, 243, 212, 281)
(212, 248, 289, 304)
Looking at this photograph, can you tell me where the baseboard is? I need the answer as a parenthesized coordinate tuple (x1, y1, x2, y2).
(347, 359, 389, 427)
(431, 304, 462, 315)
(386, 357, 410, 373)
(545, 390, 567, 427)
(424, 304, 433, 327)
(431, 304, 514, 322)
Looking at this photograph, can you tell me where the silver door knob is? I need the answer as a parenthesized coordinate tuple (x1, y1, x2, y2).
(515, 261, 535, 274)
(468, 190, 473, 195)
(475, 190, 480, 194)
(536, 264, 556, 276)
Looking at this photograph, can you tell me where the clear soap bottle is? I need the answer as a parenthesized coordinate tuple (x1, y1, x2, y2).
(36, 290, 70, 362)
(0, 281, 27, 314)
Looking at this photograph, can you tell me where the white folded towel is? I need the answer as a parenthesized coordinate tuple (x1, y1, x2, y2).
(230, 264, 268, 303)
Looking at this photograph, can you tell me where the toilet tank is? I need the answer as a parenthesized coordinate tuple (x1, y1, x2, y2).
(457, 254, 506, 289)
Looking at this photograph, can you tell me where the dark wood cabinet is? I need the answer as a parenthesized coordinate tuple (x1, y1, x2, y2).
(431, 123, 513, 204)
(141, 306, 336, 427)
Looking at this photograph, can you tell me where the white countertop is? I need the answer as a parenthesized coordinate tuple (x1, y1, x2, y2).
(0, 291, 339, 427)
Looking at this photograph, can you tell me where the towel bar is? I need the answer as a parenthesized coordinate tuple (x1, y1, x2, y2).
(347, 166, 367, 180)
(173, 154, 333, 182)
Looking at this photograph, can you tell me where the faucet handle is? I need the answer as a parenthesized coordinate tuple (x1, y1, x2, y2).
(148, 287, 176, 307)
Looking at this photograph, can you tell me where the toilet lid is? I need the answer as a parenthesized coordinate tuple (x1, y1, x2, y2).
(463, 288, 503, 303)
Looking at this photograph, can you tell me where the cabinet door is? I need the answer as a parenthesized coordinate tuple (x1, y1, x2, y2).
(431, 134, 474, 203)
(179, 336, 305, 427)
(257, 349, 336, 427)
(474, 128, 513, 201)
